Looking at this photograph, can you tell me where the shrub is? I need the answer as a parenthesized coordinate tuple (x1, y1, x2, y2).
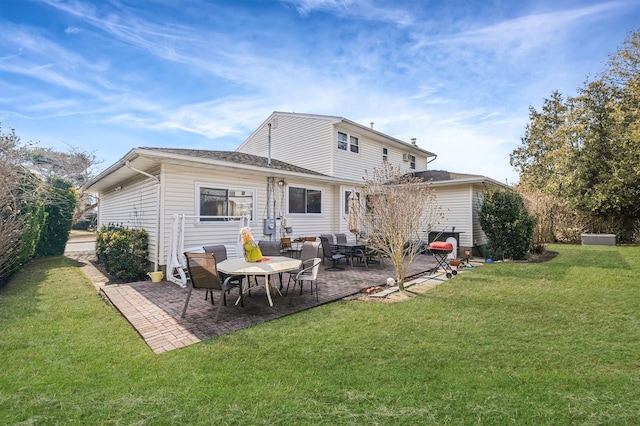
(479, 188, 536, 260)
(96, 224, 148, 281)
(35, 178, 77, 257)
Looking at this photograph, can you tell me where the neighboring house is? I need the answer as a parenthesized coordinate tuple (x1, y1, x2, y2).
(84, 111, 505, 281)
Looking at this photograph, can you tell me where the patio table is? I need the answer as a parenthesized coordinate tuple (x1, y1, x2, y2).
(217, 256, 302, 306)
(333, 242, 367, 267)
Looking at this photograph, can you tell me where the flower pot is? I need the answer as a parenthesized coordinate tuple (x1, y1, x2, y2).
(148, 271, 164, 282)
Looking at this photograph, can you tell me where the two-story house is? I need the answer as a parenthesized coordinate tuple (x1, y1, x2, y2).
(84, 111, 504, 283)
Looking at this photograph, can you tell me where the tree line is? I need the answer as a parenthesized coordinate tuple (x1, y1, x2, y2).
(0, 125, 98, 285)
(511, 29, 640, 243)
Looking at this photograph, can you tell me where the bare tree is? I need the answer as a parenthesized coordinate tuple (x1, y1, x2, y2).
(360, 163, 440, 291)
(27, 145, 100, 226)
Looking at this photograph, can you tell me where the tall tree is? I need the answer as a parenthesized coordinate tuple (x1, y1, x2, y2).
(510, 91, 576, 197)
(511, 29, 640, 240)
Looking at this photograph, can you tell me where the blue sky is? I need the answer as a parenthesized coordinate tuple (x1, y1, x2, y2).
(1, 0, 638, 183)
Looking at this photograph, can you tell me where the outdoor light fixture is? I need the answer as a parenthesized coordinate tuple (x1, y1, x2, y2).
(277, 179, 285, 187)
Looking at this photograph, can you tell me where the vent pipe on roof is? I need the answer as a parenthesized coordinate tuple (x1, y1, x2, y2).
(411, 138, 417, 145)
(267, 122, 272, 167)
(370, 122, 374, 129)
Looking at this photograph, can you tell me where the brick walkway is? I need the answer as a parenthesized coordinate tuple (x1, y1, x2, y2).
(69, 250, 449, 354)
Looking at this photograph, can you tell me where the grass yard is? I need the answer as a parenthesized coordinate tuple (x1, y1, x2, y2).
(1, 244, 639, 425)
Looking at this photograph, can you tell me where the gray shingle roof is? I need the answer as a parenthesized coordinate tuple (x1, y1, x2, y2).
(412, 170, 486, 182)
(140, 147, 328, 177)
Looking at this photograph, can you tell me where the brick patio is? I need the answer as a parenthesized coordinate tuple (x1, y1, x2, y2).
(94, 255, 442, 353)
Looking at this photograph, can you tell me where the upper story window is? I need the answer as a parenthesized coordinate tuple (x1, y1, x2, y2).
(350, 135, 359, 153)
(382, 146, 389, 162)
(337, 132, 348, 150)
(198, 186, 254, 222)
(289, 186, 322, 214)
(337, 131, 359, 153)
(409, 154, 416, 170)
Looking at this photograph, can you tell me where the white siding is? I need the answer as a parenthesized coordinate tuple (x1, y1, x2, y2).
(158, 164, 337, 265)
(239, 113, 428, 182)
(98, 176, 159, 264)
(238, 114, 334, 176)
(432, 185, 474, 248)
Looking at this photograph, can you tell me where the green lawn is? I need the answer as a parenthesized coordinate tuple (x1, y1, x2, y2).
(1, 244, 639, 425)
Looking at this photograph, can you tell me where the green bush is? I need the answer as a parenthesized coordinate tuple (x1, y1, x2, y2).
(479, 188, 536, 260)
(35, 178, 76, 257)
(96, 224, 148, 281)
(1, 169, 47, 286)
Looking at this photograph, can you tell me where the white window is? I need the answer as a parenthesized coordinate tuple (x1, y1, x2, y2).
(382, 146, 389, 162)
(409, 155, 416, 170)
(337, 132, 348, 150)
(197, 185, 254, 222)
(337, 131, 359, 153)
(289, 186, 322, 214)
(350, 135, 359, 153)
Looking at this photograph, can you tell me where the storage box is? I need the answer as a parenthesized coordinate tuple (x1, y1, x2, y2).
(580, 234, 616, 246)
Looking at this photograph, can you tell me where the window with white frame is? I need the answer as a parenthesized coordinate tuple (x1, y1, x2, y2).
(337, 131, 359, 153)
(289, 186, 322, 214)
(337, 131, 348, 150)
(409, 154, 416, 170)
(198, 186, 254, 222)
(382, 146, 389, 162)
(350, 135, 359, 153)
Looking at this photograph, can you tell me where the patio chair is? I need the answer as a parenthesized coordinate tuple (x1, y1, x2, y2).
(181, 252, 242, 321)
(203, 244, 245, 301)
(320, 234, 335, 244)
(280, 237, 292, 256)
(352, 247, 368, 268)
(366, 247, 386, 267)
(319, 236, 346, 271)
(257, 240, 281, 256)
(257, 240, 284, 288)
(300, 241, 320, 262)
(285, 241, 320, 290)
(286, 258, 322, 303)
(335, 233, 347, 243)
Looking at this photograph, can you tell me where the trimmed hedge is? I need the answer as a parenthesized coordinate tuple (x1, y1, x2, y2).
(35, 178, 76, 257)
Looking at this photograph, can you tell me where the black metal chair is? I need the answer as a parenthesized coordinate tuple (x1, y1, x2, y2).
(352, 247, 368, 268)
(181, 252, 242, 321)
(203, 245, 245, 301)
(319, 236, 346, 271)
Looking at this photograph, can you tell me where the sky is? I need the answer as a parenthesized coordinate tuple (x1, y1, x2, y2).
(1, 0, 639, 184)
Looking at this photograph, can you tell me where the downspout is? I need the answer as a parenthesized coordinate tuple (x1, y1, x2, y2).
(126, 160, 161, 272)
(427, 154, 438, 166)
